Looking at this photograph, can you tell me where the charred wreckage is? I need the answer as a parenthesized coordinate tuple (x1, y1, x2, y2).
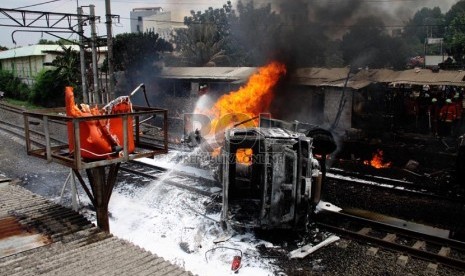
(186, 117, 337, 230)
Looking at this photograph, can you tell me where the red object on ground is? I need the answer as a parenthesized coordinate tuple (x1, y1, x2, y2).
(231, 255, 242, 272)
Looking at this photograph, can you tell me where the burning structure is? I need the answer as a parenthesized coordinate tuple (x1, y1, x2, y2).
(181, 61, 338, 229)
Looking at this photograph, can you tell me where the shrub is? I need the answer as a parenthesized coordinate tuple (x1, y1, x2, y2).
(0, 70, 30, 101)
(30, 69, 67, 107)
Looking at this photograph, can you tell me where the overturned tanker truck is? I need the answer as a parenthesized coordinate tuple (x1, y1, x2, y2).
(219, 117, 337, 230)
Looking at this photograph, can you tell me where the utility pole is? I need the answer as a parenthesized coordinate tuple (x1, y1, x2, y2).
(77, 7, 88, 104)
(105, 0, 115, 101)
(90, 5, 100, 104)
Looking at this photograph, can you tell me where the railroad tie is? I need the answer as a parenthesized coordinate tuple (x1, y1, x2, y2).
(396, 241, 426, 268)
(358, 228, 379, 256)
(396, 255, 409, 267)
(337, 239, 350, 249)
(366, 234, 396, 257)
(366, 247, 379, 256)
(425, 246, 451, 275)
(382, 233, 397, 243)
(426, 263, 438, 274)
(412, 241, 426, 250)
(438, 246, 451, 257)
(357, 227, 371, 235)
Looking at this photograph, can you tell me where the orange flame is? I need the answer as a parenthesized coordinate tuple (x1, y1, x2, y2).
(364, 149, 392, 169)
(236, 148, 253, 166)
(196, 61, 286, 137)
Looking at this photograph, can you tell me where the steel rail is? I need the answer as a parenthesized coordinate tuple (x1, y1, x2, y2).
(0, 101, 25, 113)
(0, 120, 45, 148)
(119, 162, 216, 198)
(316, 210, 465, 271)
(0, 119, 67, 145)
(326, 171, 464, 203)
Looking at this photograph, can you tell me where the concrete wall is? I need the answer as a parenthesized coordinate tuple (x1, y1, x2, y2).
(144, 12, 172, 39)
(424, 55, 448, 67)
(0, 55, 53, 86)
(130, 8, 164, 33)
(323, 87, 353, 130)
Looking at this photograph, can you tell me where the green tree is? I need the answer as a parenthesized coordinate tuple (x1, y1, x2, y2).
(444, 0, 465, 66)
(230, 1, 282, 66)
(51, 44, 80, 85)
(445, 15, 465, 66)
(171, 2, 236, 66)
(0, 70, 30, 100)
(402, 7, 445, 58)
(341, 17, 409, 69)
(445, 0, 465, 26)
(30, 69, 66, 107)
(404, 7, 445, 44)
(111, 31, 172, 99)
(113, 31, 172, 72)
(38, 38, 75, 45)
(30, 44, 81, 107)
(38, 39, 58, 45)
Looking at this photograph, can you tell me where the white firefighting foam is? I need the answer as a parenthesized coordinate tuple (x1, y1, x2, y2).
(79, 151, 278, 276)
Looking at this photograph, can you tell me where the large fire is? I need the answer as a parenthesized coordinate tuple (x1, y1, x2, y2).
(196, 61, 287, 137)
(364, 149, 392, 169)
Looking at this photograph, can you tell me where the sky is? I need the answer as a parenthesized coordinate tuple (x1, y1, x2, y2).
(0, 0, 224, 48)
(0, 0, 461, 48)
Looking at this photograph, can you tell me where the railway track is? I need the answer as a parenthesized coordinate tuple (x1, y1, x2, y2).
(3, 101, 457, 199)
(326, 167, 464, 203)
(0, 102, 218, 197)
(0, 101, 25, 113)
(0, 101, 187, 150)
(0, 109, 462, 203)
(0, 102, 67, 146)
(315, 209, 465, 271)
(2, 101, 465, 273)
(0, 105, 217, 199)
(119, 160, 220, 198)
(0, 117, 67, 146)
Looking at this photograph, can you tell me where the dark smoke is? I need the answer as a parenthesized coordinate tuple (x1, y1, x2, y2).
(238, 0, 460, 134)
(243, 0, 458, 38)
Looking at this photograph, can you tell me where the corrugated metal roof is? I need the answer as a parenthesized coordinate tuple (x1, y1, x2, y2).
(0, 182, 192, 276)
(0, 216, 52, 258)
(292, 67, 465, 88)
(159, 66, 465, 88)
(389, 68, 465, 87)
(0, 45, 81, 59)
(159, 67, 257, 81)
(293, 67, 351, 83)
(290, 67, 370, 89)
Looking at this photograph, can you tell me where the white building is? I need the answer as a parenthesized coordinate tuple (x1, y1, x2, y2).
(144, 11, 173, 39)
(0, 45, 80, 86)
(130, 7, 183, 40)
(130, 7, 162, 33)
(0, 44, 106, 86)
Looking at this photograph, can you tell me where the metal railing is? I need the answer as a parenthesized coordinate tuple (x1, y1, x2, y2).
(23, 105, 168, 170)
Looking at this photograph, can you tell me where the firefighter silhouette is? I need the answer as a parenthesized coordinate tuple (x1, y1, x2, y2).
(439, 98, 457, 137)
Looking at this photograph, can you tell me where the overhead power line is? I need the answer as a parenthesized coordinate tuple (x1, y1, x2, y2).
(117, 16, 453, 30)
(14, 0, 63, 10)
(0, 13, 452, 30)
(0, 18, 447, 30)
(78, 0, 434, 4)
